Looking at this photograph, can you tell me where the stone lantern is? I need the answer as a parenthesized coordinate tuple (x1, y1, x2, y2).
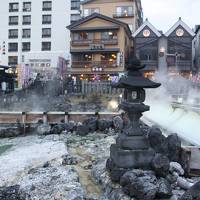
(106, 57, 161, 182)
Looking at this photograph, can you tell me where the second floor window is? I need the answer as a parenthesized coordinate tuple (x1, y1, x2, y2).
(22, 42, 31, 51)
(23, 15, 31, 25)
(42, 42, 51, 51)
(23, 2, 31, 12)
(101, 31, 118, 40)
(9, 3, 19, 12)
(22, 29, 31, 38)
(83, 8, 99, 17)
(42, 15, 51, 24)
(73, 32, 93, 40)
(9, 16, 18, 25)
(116, 6, 134, 17)
(43, 1, 52, 11)
(42, 28, 51, 38)
(8, 43, 18, 52)
(8, 29, 18, 38)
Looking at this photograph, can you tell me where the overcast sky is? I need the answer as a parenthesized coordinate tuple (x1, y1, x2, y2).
(142, 0, 200, 32)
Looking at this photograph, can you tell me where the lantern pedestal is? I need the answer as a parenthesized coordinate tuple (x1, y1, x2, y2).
(106, 57, 161, 182)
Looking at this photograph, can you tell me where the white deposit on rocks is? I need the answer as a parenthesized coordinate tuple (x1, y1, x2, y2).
(0, 135, 67, 186)
(19, 166, 85, 200)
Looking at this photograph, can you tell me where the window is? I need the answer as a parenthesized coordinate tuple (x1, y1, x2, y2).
(42, 15, 51, 24)
(71, 0, 80, 10)
(73, 32, 93, 40)
(8, 29, 18, 38)
(73, 54, 92, 62)
(23, 15, 31, 25)
(8, 56, 18, 65)
(22, 29, 31, 38)
(42, 28, 51, 38)
(140, 49, 157, 61)
(71, 14, 81, 23)
(9, 16, 18, 25)
(9, 3, 19, 12)
(22, 42, 31, 51)
(43, 1, 52, 11)
(23, 2, 31, 12)
(8, 43, 18, 52)
(101, 31, 118, 40)
(115, 6, 134, 17)
(42, 42, 51, 51)
(83, 8, 99, 17)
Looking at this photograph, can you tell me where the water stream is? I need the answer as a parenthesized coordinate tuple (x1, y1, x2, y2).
(0, 144, 13, 156)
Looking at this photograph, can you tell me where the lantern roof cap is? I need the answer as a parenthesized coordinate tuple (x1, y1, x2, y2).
(115, 57, 161, 89)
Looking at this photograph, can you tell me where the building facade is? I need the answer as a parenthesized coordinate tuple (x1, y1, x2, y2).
(71, 0, 82, 24)
(81, 0, 143, 34)
(194, 25, 200, 72)
(133, 18, 195, 78)
(0, 0, 71, 84)
(67, 13, 133, 81)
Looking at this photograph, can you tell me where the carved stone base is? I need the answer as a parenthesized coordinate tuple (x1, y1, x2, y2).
(110, 144, 155, 169)
(116, 135, 149, 150)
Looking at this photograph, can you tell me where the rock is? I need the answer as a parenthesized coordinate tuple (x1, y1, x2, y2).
(120, 169, 158, 200)
(177, 177, 194, 190)
(113, 116, 124, 131)
(156, 178, 172, 198)
(0, 185, 25, 200)
(76, 125, 90, 136)
(65, 121, 76, 132)
(106, 158, 115, 172)
(148, 127, 166, 153)
(0, 128, 21, 138)
(98, 119, 113, 131)
(50, 124, 64, 135)
(179, 181, 200, 200)
(43, 161, 51, 168)
(62, 154, 78, 165)
(152, 153, 170, 177)
(108, 188, 132, 200)
(166, 174, 178, 184)
(172, 189, 185, 199)
(19, 166, 86, 200)
(106, 158, 127, 182)
(169, 162, 184, 176)
(167, 134, 181, 162)
(83, 117, 98, 132)
(37, 124, 51, 135)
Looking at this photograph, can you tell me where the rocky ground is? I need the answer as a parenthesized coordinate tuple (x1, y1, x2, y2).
(0, 118, 200, 200)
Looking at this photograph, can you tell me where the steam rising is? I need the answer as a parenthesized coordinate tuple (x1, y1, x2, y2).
(144, 71, 200, 146)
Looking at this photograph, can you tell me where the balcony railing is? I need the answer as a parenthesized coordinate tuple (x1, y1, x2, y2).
(113, 12, 134, 18)
(71, 38, 118, 46)
(72, 60, 118, 68)
(168, 60, 192, 71)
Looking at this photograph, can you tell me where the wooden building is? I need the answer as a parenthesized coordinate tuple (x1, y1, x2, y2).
(67, 13, 133, 81)
(133, 18, 195, 78)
